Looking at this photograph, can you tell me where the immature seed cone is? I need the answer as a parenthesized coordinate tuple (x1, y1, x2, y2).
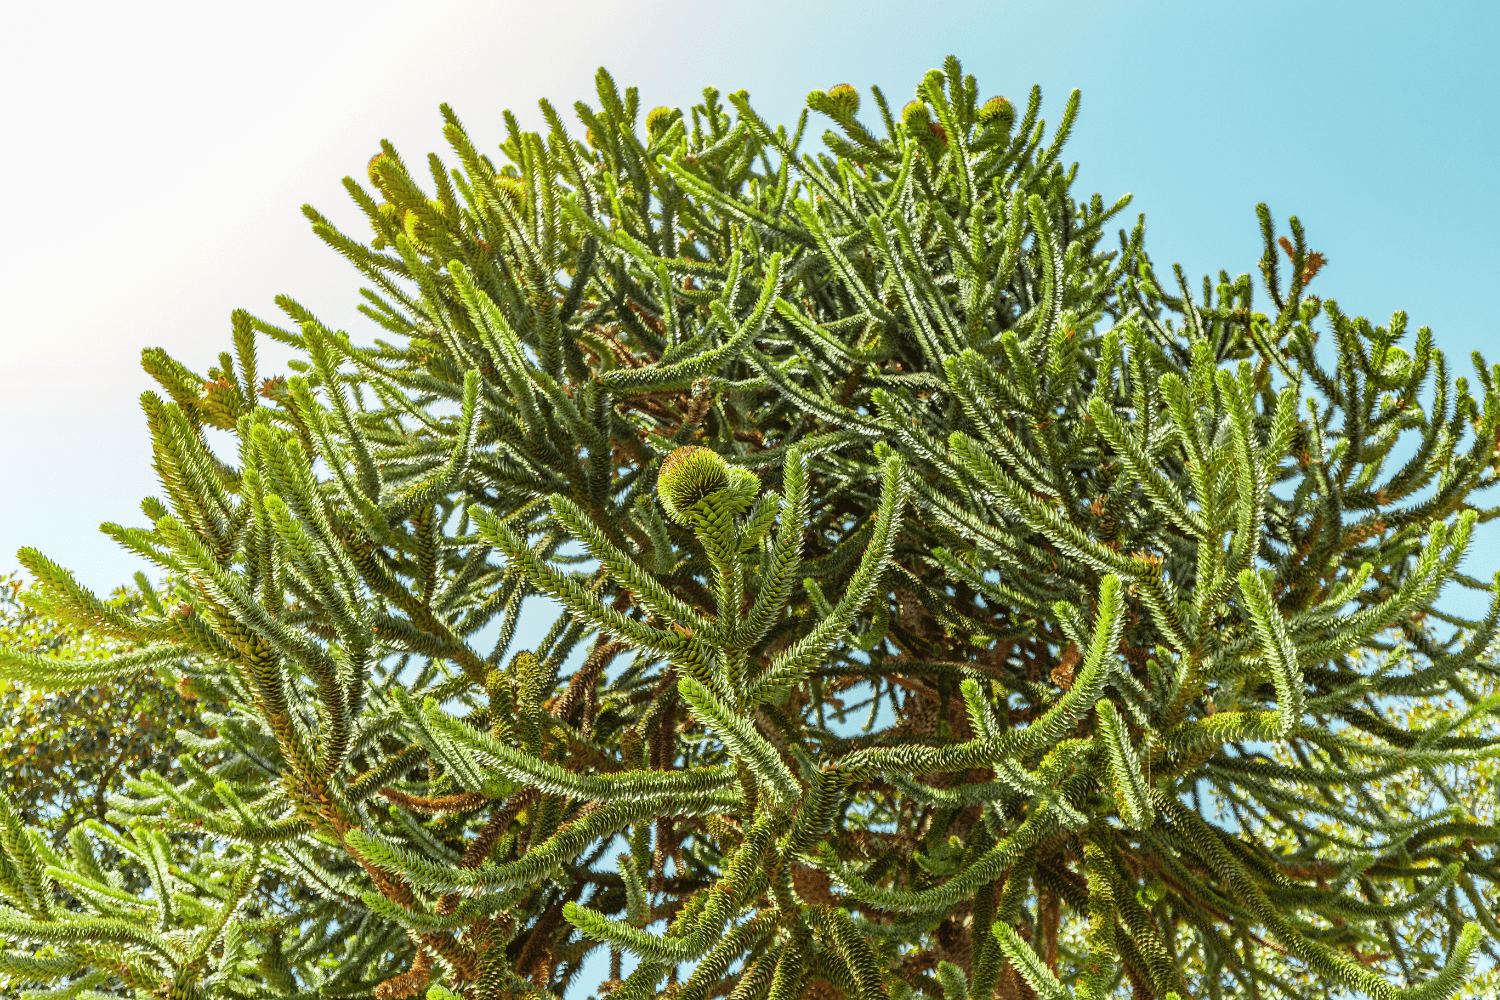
(645, 106, 675, 139)
(902, 101, 948, 150)
(978, 95, 1015, 131)
(367, 150, 392, 186)
(494, 177, 526, 211)
(657, 446, 730, 523)
(827, 83, 860, 117)
(1380, 345, 1413, 385)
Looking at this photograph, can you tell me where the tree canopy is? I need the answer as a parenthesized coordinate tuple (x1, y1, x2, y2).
(2, 58, 1499, 1000)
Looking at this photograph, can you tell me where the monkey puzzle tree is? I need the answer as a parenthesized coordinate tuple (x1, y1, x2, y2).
(2, 57, 1498, 1000)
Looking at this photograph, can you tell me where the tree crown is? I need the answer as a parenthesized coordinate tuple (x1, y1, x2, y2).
(2, 57, 1499, 1000)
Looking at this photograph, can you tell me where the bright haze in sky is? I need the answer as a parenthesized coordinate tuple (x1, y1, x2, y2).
(2, 0, 1498, 617)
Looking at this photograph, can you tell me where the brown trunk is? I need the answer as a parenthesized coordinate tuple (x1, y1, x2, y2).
(1039, 890, 1059, 970)
(996, 962, 1038, 1000)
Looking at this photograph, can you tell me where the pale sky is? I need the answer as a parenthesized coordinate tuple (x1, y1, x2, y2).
(4, 0, 1498, 608)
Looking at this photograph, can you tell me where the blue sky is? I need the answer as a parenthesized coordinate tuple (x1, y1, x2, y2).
(3, 0, 1497, 604)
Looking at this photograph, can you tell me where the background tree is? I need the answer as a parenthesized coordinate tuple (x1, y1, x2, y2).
(0, 573, 198, 846)
(1, 58, 1498, 1000)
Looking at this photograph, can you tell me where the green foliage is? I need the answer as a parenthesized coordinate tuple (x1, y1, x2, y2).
(2, 55, 1499, 1000)
(0, 575, 197, 845)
